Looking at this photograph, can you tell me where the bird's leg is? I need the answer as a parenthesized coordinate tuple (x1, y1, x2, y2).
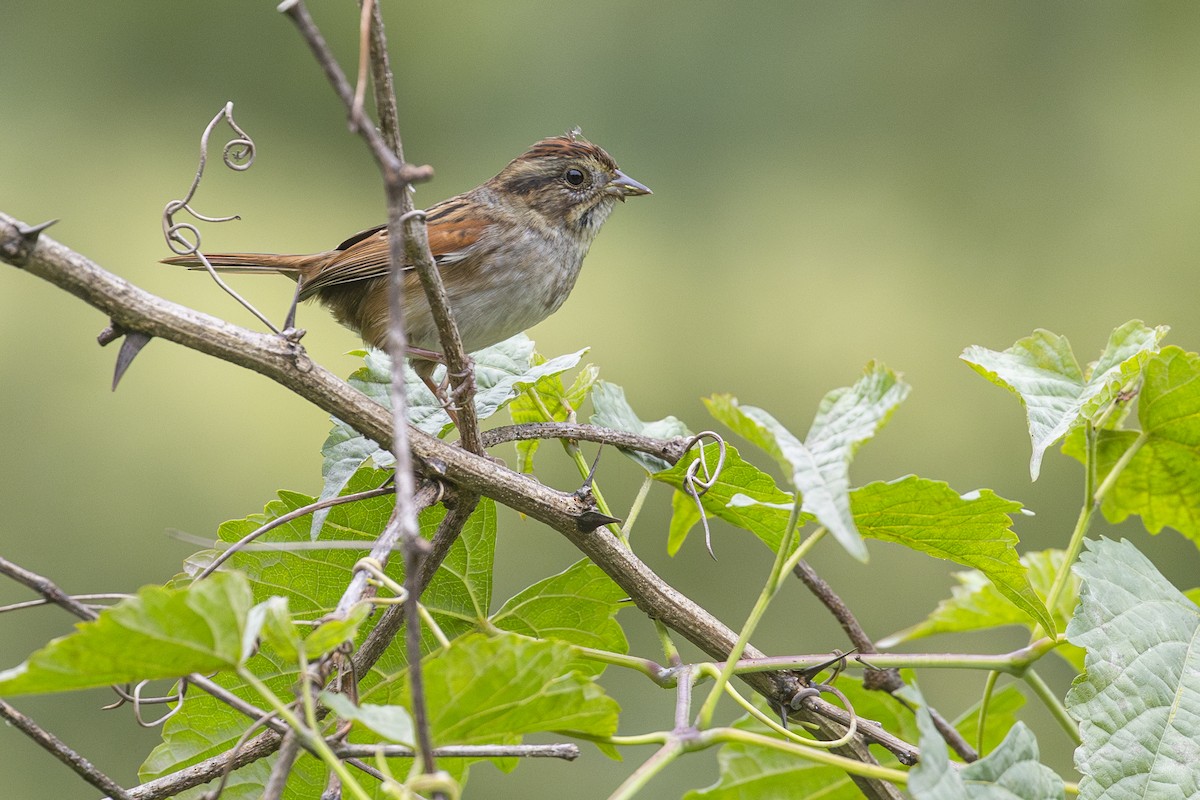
(413, 356, 462, 427)
(281, 283, 306, 343)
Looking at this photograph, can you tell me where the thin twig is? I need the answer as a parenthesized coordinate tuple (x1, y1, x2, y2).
(263, 733, 303, 800)
(0, 699, 132, 800)
(481, 422, 691, 464)
(334, 742, 580, 760)
(195, 483, 396, 580)
(792, 560, 977, 762)
(0, 554, 99, 620)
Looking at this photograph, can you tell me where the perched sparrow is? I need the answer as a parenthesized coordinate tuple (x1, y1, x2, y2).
(164, 133, 650, 394)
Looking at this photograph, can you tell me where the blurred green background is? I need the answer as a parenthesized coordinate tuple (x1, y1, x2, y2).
(3, 2, 1200, 797)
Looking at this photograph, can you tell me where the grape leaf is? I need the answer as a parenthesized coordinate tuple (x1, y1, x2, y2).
(854, 477, 1053, 637)
(1064, 347, 1200, 545)
(704, 362, 910, 561)
(590, 380, 691, 472)
(313, 335, 586, 534)
(0, 572, 257, 695)
(654, 441, 807, 554)
(507, 356, 599, 472)
(880, 549, 1082, 671)
(1067, 537, 1200, 799)
(961, 320, 1166, 480)
(491, 558, 628, 677)
(907, 684, 1064, 799)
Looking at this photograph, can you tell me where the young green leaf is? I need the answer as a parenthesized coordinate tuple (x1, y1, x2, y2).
(961, 320, 1166, 480)
(321, 692, 414, 746)
(853, 477, 1054, 637)
(0, 572, 255, 695)
(654, 441, 808, 553)
(907, 684, 1064, 799)
(879, 549, 1083, 671)
(1065, 347, 1200, 545)
(507, 357, 599, 472)
(314, 336, 587, 530)
(365, 632, 619, 769)
(302, 602, 370, 659)
(590, 380, 692, 472)
(1067, 537, 1200, 798)
(144, 485, 497, 791)
(491, 559, 628, 677)
(704, 362, 910, 561)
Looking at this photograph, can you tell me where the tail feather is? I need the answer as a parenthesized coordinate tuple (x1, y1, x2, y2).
(161, 252, 317, 275)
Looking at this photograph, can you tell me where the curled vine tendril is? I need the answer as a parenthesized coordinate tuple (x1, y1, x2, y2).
(161, 102, 285, 334)
(681, 431, 727, 560)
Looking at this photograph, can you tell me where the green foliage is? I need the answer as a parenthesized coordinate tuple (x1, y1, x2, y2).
(17, 319, 1200, 799)
(1067, 537, 1200, 798)
(961, 320, 1166, 480)
(0, 572, 257, 695)
(491, 558, 629, 677)
(507, 354, 600, 472)
(703, 362, 910, 560)
(907, 686, 1065, 799)
(314, 335, 586, 535)
(881, 549, 1083, 670)
(654, 440, 805, 553)
(590, 379, 691, 472)
(1063, 346, 1200, 544)
(853, 477, 1052, 636)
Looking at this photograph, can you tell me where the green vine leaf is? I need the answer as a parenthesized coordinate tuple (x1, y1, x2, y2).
(313, 335, 586, 535)
(365, 632, 620, 774)
(654, 441, 808, 554)
(590, 380, 692, 472)
(321, 693, 414, 746)
(961, 320, 1166, 480)
(491, 558, 628, 677)
(907, 685, 1064, 799)
(854, 477, 1053, 637)
(703, 362, 910, 561)
(880, 549, 1082, 670)
(1067, 537, 1200, 798)
(507, 356, 599, 472)
(1064, 346, 1200, 545)
(142, 477, 497, 791)
(0, 571, 257, 695)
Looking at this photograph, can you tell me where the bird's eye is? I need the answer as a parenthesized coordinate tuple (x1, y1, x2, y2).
(563, 167, 587, 187)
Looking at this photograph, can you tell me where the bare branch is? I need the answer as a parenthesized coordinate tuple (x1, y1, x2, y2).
(481, 423, 692, 464)
(0, 699, 132, 800)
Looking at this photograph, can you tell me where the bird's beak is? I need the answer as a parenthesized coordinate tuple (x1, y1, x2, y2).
(605, 170, 652, 202)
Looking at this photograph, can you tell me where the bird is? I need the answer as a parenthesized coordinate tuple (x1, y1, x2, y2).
(163, 132, 650, 406)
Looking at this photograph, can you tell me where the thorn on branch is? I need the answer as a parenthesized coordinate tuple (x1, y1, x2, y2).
(112, 331, 154, 391)
(577, 510, 622, 532)
(1, 218, 58, 267)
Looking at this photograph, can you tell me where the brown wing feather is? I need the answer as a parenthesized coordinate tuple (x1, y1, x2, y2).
(298, 200, 490, 300)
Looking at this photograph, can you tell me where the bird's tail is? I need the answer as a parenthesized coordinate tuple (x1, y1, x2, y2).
(161, 252, 319, 275)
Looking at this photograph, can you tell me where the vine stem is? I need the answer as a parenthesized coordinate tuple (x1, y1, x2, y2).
(695, 499, 821, 728)
(237, 666, 371, 800)
(1044, 428, 1148, 621)
(1023, 668, 1081, 745)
